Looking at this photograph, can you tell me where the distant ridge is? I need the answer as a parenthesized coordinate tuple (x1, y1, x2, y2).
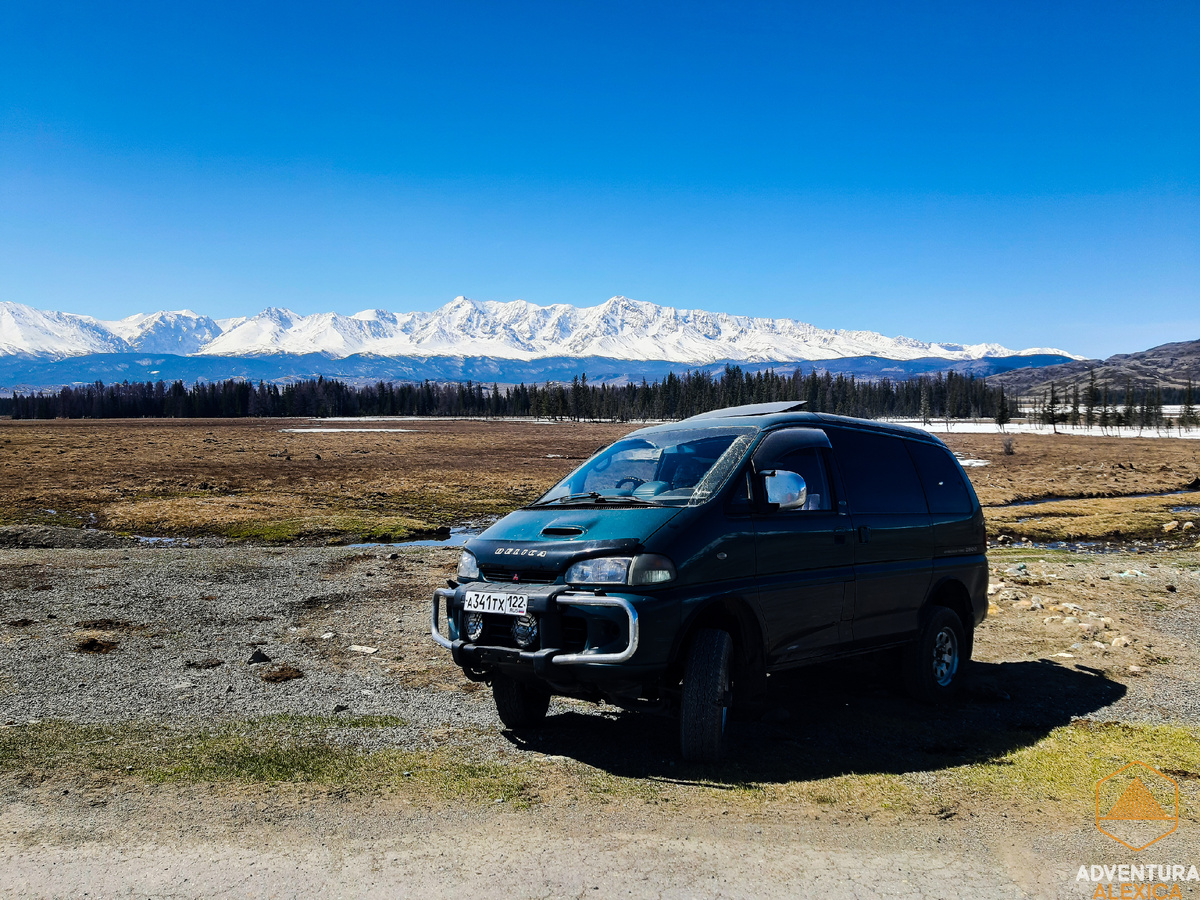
(0, 296, 1083, 390)
(988, 338, 1200, 396)
(1, 296, 1076, 364)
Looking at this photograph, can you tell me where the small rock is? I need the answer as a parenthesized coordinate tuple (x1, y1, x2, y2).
(1128, 665, 1146, 676)
(1043, 615, 1062, 625)
(1030, 596, 1044, 610)
(1062, 616, 1080, 625)
(321, 632, 335, 640)
(1012, 599, 1033, 611)
(1078, 622, 1100, 635)
(997, 534, 1013, 544)
(226, 685, 234, 693)
(387, 552, 399, 560)
(171, 681, 193, 690)
(1162, 521, 1179, 533)
(260, 664, 303, 683)
(349, 645, 378, 654)
(1182, 521, 1195, 531)
(247, 649, 272, 665)
(1053, 652, 1075, 659)
(333, 704, 350, 713)
(1091, 641, 1107, 650)
(1062, 602, 1083, 612)
(74, 637, 117, 654)
(1166, 585, 1177, 593)
(1099, 617, 1113, 627)
(184, 657, 223, 669)
(1111, 636, 1132, 648)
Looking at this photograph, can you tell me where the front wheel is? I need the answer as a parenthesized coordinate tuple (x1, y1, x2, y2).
(680, 628, 733, 763)
(492, 674, 551, 728)
(902, 607, 966, 703)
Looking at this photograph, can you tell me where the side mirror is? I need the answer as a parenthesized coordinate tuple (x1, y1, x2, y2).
(763, 470, 807, 511)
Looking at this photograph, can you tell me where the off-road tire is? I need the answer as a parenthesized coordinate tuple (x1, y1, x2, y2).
(492, 674, 551, 728)
(902, 607, 966, 703)
(680, 628, 733, 763)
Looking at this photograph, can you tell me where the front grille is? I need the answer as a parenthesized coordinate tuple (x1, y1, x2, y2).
(480, 566, 557, 584)
(561, 614, 588, 653)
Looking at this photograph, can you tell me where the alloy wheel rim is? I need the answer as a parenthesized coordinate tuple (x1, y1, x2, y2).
(932, 628, 958, 687)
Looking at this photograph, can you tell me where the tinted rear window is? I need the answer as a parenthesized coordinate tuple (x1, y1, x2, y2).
(826, 429, 928, 515)
(907, 441, 974, 515)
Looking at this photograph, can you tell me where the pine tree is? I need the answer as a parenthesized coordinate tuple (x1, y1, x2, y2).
(1182, 377, 1196, 431)
(995, 386, 1011, 430)
(1084, 369, 1099, 429)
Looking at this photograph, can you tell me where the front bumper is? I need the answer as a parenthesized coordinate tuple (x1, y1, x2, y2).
(431, 583, 640, 667)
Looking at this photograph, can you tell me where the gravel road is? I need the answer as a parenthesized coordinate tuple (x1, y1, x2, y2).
(5, 782, 1188, 900)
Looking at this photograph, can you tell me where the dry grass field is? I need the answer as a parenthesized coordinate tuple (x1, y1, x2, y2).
(2, 417, 1199, 544)
(0, 418, 632, 542)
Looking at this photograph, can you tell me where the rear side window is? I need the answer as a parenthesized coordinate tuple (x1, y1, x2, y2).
(826, 429, 928, 515)
(907, 441, 974, 515)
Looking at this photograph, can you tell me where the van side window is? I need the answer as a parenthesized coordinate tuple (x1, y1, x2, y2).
(771, 448, 832, 511)
(907, 441, 974, 515)
(826, 429, 927, 514)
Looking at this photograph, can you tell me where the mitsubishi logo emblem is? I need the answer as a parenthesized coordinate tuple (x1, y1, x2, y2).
(512, 573, 520, 583)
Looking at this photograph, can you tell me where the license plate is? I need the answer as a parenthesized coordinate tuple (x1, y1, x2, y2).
(463, 590, 528, 617)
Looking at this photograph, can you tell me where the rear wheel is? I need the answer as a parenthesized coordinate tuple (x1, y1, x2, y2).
(680, 628, 733, 763)
(902, 607, 966, 703)
(492, 674, 551, 728)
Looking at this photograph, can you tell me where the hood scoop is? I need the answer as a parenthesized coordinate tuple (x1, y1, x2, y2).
(540, 524, 586, 537)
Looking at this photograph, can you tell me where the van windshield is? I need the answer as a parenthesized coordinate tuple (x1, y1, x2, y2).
(532, 426, 758, 508)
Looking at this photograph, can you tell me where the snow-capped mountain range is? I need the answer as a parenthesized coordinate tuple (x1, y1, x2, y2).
(0, 297, 1076, 364)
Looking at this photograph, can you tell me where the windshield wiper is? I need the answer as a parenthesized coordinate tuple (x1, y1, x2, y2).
(529, 491, 604, 507)
(530, 492, 662, 508)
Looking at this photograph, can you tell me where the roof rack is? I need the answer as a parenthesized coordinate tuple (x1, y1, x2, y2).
(683, 401, 807, 421)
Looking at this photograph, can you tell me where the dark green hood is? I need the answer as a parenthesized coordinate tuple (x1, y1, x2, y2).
(476, 505, 682, 544)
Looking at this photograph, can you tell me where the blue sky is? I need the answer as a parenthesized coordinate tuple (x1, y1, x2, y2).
(1, 1, 1196, 358)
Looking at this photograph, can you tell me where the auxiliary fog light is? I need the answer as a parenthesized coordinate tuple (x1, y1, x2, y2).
(511, 614, 539, 649)
(464, 610, 484, 642)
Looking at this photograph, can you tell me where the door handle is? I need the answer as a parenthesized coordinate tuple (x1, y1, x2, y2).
(857, 525, 871, 543)
(834, 527, 847, 545)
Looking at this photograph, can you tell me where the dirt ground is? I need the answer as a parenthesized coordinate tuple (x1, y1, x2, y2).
(2, 418, 1200, 897)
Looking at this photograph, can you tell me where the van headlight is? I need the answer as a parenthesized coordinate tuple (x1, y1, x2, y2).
(457, 550, 480, 581)
(565, 554, 675, 587)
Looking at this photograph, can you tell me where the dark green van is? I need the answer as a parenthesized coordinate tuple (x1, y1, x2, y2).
(432, 402, 987, 761)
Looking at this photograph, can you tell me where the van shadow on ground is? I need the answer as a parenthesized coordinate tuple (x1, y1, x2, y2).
(502, 657, 1127, 785)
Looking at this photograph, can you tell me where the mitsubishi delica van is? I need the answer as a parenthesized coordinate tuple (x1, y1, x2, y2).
(431, 402, 987, 762)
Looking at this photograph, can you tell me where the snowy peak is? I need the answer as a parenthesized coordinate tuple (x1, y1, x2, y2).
(103, 310, 223, 354)
(0, 297, 1080, 364)
(0, 301, 131, 358)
